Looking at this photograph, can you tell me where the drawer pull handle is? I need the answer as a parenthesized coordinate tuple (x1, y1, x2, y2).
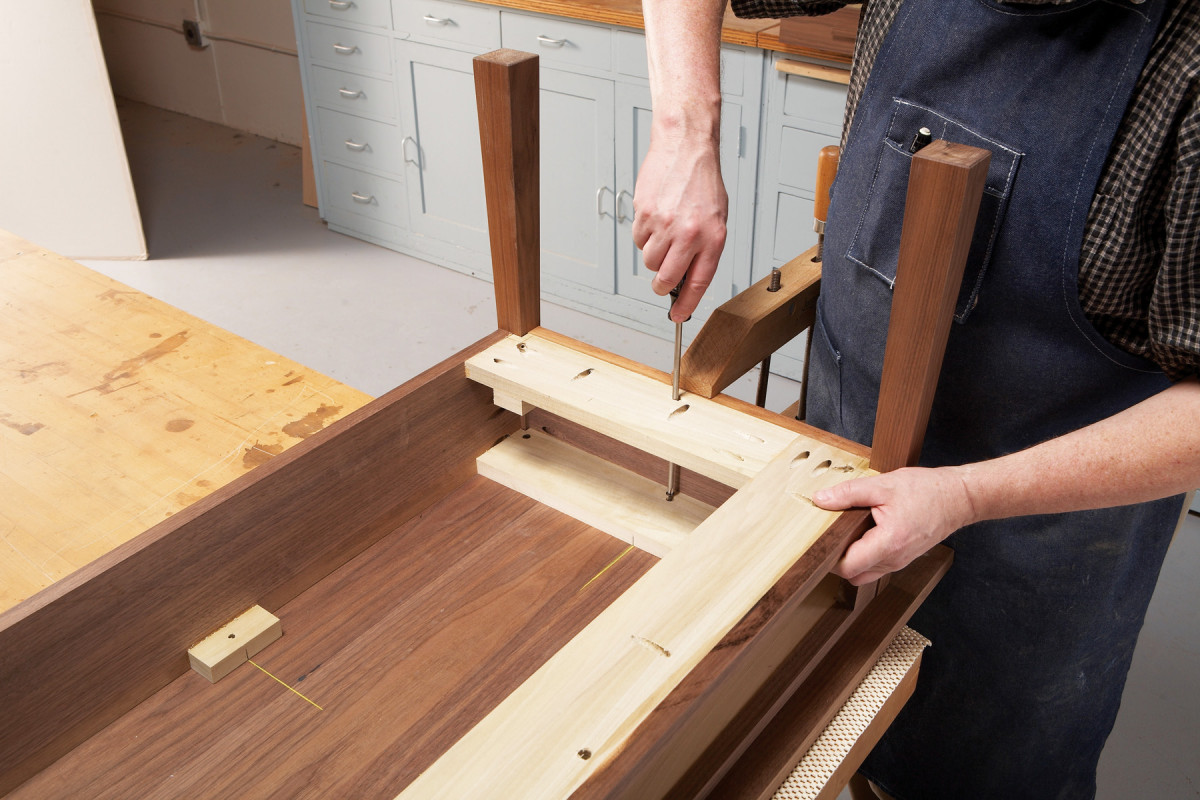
(344, 139, 369, 152)
(328, 0, 353, 9)
(351, 192, 375, 204)
(536, 34, 568, 48)
(616, 190, 633, 223)
(422, 14, 452, 26)
(596, 186, 614, 218)
(332, 43, 359, 55)
(337, 87, 364, 99)
(401, 136, 420, 166)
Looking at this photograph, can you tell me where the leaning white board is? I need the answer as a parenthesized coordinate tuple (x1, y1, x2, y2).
(0, 0, 146, 259)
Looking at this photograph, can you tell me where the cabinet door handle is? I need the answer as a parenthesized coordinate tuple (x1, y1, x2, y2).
(422, 14, 452, 25)
(616, 190, 633, 223)
(337, 87, 364, 99)
(332, 43, 359, 55)
(350, 192, 375, 204)
(401, 136, 420, 166)
(328, 0, 354, 9)
(344, 139, 368, 152)
(536, 34, 568, 48)
(596, 186, 614, 218)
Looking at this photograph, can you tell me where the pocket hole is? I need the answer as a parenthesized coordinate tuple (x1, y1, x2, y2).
(812, 459, 833, 474)
(791, 450, 811, 467)
(668, 404, 690, 419)
(572, 368, 593, 381)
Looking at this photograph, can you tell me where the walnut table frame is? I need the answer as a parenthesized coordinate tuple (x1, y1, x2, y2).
(0, 51, 989, 799)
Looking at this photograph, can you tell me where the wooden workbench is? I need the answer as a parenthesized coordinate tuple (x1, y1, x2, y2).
(0, 229, 371, 610)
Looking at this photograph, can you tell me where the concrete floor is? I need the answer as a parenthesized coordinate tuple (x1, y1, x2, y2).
(83, 101, 1198, 799)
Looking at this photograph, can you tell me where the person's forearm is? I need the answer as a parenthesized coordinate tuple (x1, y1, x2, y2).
(814, 378, 1200, 584)
(956, 377, 1200, 523)
(634, 0, 730, 319)
(643, 0, 726, 143)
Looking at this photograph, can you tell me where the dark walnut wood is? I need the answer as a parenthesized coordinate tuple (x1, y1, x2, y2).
(870, 141, 990, 473)
(0, 333, 518, 796)
(475, 49, 541, 336)
(10, 477, 656, 799)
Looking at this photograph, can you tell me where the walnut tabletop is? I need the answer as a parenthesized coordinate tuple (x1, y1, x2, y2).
(0, 230, 371, 611)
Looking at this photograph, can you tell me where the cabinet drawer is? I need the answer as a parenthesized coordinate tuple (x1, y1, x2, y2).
(781, 69, 847, 137)
(777, 125, 839, 193)
(309, 66, 397, 119)
(392, 0, 500, 50)
(306, 21, 392, 75)
(317, 108, 405, 175)
(322, 161, 406, 225)
(325, 204, 405, 244)
(304, 0, 391, 29)
(501, 12, 610, 71)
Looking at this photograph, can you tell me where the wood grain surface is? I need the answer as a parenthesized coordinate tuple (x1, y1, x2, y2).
(776, 4, 860, 62)
(526, 408, 738, 508)
(398, 434, 870, 799)
(532, 327, 871, 459)
(10, 477, 656, 799)
(478, 429, 715, 556)
(0, 332, 516, 796)
(475, 50, 542, 336)
(467, 332, 836, 488)
(468, 0, 776, 48)
(870, 141, 990, 473)
(0, 229, 371, 611)
(682, 246, 822, 398)
(707, 547, 952, 800)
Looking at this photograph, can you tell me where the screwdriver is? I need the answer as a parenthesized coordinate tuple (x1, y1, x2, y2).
(666, 284, 684, 501)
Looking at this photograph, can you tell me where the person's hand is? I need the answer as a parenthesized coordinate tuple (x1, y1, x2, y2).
(632, 133, 727, 322)
(813, 466, 979, 585)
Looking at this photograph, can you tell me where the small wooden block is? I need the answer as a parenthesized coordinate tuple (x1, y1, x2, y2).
(492, 390, 533, 416)
(187, 605, 282, 683)
(478, 430, 715, 556)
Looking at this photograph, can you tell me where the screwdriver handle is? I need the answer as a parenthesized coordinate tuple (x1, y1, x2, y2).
(813, 145, 840, 231)
(667, 283, 691, 322)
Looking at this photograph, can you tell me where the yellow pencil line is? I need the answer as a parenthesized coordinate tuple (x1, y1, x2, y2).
(248, 659, 324, 711)
(579, 544, 635, 593)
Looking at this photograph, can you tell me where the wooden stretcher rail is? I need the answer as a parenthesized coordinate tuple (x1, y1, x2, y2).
(466, 332, 830, 489)
(398, 423, 872, 798)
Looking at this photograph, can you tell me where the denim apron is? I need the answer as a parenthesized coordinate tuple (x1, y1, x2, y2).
(806, 0, 1182, 797)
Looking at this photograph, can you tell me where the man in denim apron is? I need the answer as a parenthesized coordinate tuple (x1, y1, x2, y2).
(631, 0, 1200, 797)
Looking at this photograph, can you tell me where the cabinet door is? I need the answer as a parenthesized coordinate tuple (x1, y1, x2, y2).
(538, 67, 616, 292)
(614, 83, 745, 328)
(753, 64, 845, 282)
(396, 40, 490, 262)
(751, 59, 848, 380)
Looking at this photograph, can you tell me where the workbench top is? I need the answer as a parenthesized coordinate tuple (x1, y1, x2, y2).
(0, 230, 371, 611)
(465, 0, 853, 61)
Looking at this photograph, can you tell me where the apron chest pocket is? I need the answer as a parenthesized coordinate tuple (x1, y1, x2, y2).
(846, 98, 1022, 322)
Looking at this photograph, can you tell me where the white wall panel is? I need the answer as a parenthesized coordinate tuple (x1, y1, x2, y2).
(0, 0, 145, 259)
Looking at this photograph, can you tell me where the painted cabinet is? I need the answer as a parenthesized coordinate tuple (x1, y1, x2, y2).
(293, 0, 844, 352)
(751, 55, 848, 378)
